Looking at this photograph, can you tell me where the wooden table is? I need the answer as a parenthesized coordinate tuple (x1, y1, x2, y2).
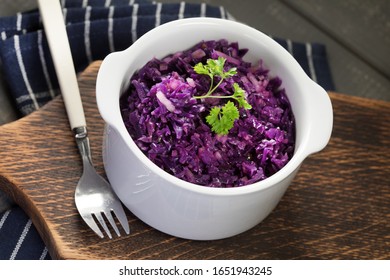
(0, 61, 389, 260)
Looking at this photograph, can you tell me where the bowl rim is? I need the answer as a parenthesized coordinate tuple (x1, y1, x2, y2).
(97, 17, 332, 196)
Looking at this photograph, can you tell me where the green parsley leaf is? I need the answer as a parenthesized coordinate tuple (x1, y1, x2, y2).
(193, 62, 211, 76)
(232, 83, 252, 109)
(222, 100, 240, 121)
(205, 106, 221, 128)
(207, 56, 225, 77)
(206, 101, 239, 135)
(223, 67, 237, 78)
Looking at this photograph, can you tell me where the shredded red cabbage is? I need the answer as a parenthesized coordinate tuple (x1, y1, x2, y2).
(120, 39, 295, 188)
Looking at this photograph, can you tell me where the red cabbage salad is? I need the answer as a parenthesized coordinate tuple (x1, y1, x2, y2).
(120, 39, 295, 188)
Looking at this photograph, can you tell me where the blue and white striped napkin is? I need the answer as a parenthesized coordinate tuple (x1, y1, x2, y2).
(0, 206, 50, 260)
(0, 0, 334, 260)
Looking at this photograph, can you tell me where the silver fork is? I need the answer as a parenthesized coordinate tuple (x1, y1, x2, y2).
(38, 0, 130, 238)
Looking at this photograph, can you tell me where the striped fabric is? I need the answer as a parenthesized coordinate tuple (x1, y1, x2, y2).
(273, 38, 334, 92)
(0, 207, 50, 260)
(0, 0, 334, 260)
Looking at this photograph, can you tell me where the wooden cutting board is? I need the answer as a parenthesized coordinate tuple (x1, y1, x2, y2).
(0, 61, 389, 260)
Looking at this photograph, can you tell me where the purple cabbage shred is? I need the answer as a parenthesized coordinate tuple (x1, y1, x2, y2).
(120, 39, 295, 188)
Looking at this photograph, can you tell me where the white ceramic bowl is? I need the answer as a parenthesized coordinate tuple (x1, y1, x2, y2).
(96, 18, 333, 240)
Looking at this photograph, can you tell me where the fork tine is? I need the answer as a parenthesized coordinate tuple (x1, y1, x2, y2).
(113, 204, 130, 235)
(94, 212, 112, 239)
(104, 210, 121, 237)
(81, 214, 104, 238)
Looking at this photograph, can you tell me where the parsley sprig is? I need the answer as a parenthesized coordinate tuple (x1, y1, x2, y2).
(194, 57, 237, 98)
(193, 57, 252, 135)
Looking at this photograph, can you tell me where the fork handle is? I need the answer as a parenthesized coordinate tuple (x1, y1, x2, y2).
(73, 126, 93, 164)
(38, 0, 86, 129)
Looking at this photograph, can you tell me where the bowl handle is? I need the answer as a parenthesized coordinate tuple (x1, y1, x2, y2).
(96, 52, 127, 128)
(305, 81, 333, 156)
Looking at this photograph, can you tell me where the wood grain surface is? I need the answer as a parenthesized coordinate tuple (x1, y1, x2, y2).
(0, 61, 389, 260)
